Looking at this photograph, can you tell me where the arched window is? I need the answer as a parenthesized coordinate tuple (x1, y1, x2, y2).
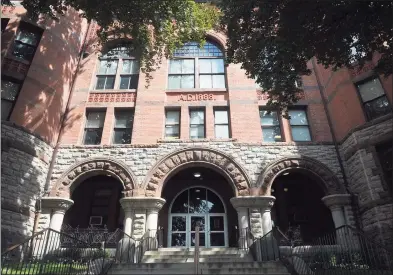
(95, 45, 140, 90)
(168, 41, 226, 89)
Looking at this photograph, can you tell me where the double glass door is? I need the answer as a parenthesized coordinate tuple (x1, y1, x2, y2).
(170, 213, 226, 247)
(168, 187, 227, 248)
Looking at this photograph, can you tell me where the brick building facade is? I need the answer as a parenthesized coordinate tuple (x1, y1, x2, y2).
(1, 3, 392, 251)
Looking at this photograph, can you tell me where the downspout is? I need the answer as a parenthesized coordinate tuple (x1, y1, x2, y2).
(32, 20, 92, 234)
(311, 57, 361, 230)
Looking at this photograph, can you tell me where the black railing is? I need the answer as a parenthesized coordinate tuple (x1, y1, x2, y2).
(1, 228, 107, 275)
(250, 225, 393, 275)
(61, 225, 114, 248)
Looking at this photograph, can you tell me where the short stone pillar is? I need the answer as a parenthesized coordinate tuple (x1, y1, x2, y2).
(322, 194, 356, 246)
(120, 197, 166, 239)
(41, 197, 74, 232)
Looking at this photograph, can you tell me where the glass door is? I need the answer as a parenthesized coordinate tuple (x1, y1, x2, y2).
(190, 215, 206, 247)
(208, 214, 226, 247)
(170, 215, 187, 247)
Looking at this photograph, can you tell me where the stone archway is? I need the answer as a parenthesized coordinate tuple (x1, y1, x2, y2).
(49, 157, 138, 198)
(257, 156, 345, 196)
(142, 147, 251, 197)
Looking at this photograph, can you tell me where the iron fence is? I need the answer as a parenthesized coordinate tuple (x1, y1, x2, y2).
(1, 228, 106, 275)
(250, 225, 393, 275)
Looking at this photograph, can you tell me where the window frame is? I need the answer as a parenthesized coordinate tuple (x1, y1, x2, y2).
(189, 108, 206, 139)
(259, 108, 283, 142)
(168, 42, 226, 90)
(214, 107, 231, 139)
(288, 108, 312, 142)
(11, 21, 43, 63)
(355, 76, 391, 121)
(83, 109, 107, 145)
(1, 76, 23, 121)
(165, 109, 181, 139)
(94, 46, 140, 91)
(112, 108, 134, 144)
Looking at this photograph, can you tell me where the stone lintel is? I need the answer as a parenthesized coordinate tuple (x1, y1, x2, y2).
(120, 197, 166, 213)
(322, 194, 351, 209)
(230, 196, 276, 210)
(41, 197, 74, 214)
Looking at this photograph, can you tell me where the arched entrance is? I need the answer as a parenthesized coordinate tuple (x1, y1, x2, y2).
(271, 171, 335, 243)
(159, 166, 237, 248)
(63, 175, 124, 231)
(169, 187, 227, 248)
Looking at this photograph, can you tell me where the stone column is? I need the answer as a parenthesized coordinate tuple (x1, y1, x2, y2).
(231, 196, 276, 251)
(322, 194, 352, 228)
(322, 194, 356, 246)
(120, 197, 166, 239)
(41, 197, 74, 232)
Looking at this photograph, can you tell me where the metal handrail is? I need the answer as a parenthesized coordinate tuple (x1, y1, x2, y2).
(194, 226, 200, 275)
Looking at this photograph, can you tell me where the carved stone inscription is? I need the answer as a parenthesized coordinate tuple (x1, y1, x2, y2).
(179, 94, 215, 101)
(145, 148, 250, 197)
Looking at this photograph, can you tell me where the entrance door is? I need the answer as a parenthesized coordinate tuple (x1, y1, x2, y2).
(168, 187, 227, 248)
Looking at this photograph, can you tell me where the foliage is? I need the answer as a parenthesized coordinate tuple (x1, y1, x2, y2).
(5, 0, 220, 83)
(219, 0, 392, 114)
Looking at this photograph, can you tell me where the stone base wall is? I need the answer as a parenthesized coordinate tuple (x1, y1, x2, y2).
(340, 115, 393, 250)
(1, 122, 53, 250)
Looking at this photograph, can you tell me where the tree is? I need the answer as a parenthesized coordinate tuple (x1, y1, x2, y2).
(219, 0, 392, 113)
(3, 0, 220, 81)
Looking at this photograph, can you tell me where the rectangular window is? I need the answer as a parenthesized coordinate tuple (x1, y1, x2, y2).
(119, 60, 139, 89)
(356, 77, 391, 120)
(83, 110, 106, 145)
(168, 59, 195, 89)
(214, 108, 230, 138)
(190, 109, 205, 139)
(96, 59, 118, 89)
(199, 59, 225, 89)
(289, 109, 311, 141)
(12, 22, 42, 62)
(112, 109, 134, 144)
(165, 109, 180, 139)
(1, 78, 21, 120)
(260, 110, 282, 142)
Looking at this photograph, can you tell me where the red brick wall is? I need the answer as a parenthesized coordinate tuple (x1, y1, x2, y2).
(1, 5, 89, 146)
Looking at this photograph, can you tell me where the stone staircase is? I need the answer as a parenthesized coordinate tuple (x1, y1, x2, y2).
(108, 248, 290, 274)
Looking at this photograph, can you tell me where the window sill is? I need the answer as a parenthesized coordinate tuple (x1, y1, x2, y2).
(90, 89, 137, 93)
(165, 88, 227, 93)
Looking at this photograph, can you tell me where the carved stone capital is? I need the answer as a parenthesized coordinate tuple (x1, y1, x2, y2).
(120, 197, 166, 213)
(41, 197, 74, 214)
(230, 196, 276, 211)
(322, 194, 352, 209)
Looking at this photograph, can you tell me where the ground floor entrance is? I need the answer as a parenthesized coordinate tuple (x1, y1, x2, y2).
(169, 187, 227, 248)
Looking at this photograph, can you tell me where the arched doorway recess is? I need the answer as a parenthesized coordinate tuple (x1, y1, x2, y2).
(63, 175, 124, 231)
(271, 171, 335, 243)
(159, 166, 237, 248)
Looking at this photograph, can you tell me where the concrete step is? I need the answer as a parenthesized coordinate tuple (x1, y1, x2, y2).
(109, 261, 290, 275)
(142, 257, 254, 263)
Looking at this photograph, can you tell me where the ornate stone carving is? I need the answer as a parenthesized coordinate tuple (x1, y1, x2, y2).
(50, 157, 137, 198)
(258, 156, 345, 195)
(143, 147, 251, 197)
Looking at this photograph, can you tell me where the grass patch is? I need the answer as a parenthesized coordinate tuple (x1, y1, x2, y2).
(1, 262, 88, 274)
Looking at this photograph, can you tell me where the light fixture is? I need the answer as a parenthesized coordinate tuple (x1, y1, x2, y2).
(196, 197, 200, 200)
(284, 188, 289, 192)
(271, 188, 275, 193)
(193, 172, 201, 178)
(195, 189, 200, 192)
(283, 172, 289, 176)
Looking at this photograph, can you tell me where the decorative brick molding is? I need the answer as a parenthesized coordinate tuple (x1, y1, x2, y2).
(257, 156, 345, 195)
(88, 92, 136, 103)
(49, 157, 137, 198)
(142, 147, 251, 197)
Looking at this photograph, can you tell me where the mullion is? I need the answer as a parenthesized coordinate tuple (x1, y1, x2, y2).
(364, 94, 387, 105)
